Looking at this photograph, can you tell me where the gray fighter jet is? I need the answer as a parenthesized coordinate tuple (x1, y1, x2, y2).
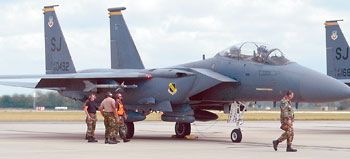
(1, 5, 350, 142)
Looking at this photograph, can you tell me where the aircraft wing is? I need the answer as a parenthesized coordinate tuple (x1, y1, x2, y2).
(0, 71, 151, 90)
(0, 81, 38, 89)
(0, 71, 150, 80)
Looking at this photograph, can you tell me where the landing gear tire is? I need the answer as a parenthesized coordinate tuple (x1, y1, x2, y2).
(121, 122, 134, 139)
(231, 129, 242, 143)
(175, 122, 191, 138)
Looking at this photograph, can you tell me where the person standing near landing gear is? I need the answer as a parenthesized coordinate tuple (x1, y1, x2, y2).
(273, 91, 297, 152)
(83, 93, 98, 143)
(114, 93, 130, 143)
(99, 92, 120, 144)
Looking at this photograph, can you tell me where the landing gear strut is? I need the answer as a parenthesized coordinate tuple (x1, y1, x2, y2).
(228, 102, 247, 143)
(121, 122, 134, 139)
(175, 122, 191, 138)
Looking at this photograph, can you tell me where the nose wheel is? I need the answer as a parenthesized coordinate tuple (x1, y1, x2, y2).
(175, 122, 191, 138)
(230, 128, 242, 142)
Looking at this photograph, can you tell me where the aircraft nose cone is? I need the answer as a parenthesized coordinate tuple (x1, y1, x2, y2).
(299, 68, 350, 102)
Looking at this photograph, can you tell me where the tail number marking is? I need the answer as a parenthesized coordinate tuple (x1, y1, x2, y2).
(53, 61, 69, 72)
(51, 37, 62, 52)
(335, 47, 349, 60)
(337, 68, 350, 77)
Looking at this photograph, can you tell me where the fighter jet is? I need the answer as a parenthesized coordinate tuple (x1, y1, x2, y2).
(1, 5, 350, 142)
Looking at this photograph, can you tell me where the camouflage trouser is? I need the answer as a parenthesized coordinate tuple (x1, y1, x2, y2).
(104, 112, 117, 139)
(115, 116, 127, 139)
(86, 113, 97, 137)
(277, 123, 294, 145)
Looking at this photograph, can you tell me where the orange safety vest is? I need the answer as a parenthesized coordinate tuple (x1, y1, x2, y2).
(117, 101, 125, 116)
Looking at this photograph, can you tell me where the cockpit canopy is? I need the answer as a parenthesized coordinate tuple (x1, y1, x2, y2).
(216, 42, 290, 65)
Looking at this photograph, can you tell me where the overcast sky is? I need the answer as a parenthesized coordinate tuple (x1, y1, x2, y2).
(0, 0, 350, 95)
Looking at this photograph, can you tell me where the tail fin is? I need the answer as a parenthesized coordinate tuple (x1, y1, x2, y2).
(43, 5, 76, 74)
(108, 7, 145, 69)
(325, 20, 350, 80)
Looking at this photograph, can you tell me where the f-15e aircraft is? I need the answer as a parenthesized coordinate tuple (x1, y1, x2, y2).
(1, 5, 350, 142)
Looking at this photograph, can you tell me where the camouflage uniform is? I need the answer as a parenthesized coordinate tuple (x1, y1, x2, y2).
(277, 97, 294, 145)
(115, 116, 127, 139)
(104, 112, 117, 139)
(86, 113, 97, 137)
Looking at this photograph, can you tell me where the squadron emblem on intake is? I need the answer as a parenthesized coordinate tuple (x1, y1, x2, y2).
(168, 82, 177, 95)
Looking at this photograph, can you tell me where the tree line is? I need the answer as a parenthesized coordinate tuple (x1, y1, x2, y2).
(0, 92, 83, 109)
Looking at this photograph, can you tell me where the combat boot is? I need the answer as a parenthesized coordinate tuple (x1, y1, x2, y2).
(108, 138, 118, 144)
(272, 140, 279, 151)
(286, 145, 297, 152)
(123, 138, 130, 143)
(88, 137, 98, 143)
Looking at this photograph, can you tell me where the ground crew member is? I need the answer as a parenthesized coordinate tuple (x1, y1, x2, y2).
(115, 93, 130, 143)
(99, 91, 120, 144)
(83, 93, 98, 143)
(273, 90, 297, 152)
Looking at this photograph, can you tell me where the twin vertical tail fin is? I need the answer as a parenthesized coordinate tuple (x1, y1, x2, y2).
(42, 6, 142, 73)
(108, 7, 145, 69)
(325, 20, 350, 81)
(43, 5, 76, 74)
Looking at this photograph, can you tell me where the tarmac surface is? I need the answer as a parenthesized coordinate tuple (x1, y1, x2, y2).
(0, 121, 349, 159)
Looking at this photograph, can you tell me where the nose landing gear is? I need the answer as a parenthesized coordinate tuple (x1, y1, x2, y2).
(228, 102, 247, 143)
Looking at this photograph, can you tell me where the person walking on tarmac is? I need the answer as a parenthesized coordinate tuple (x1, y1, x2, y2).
(83, 93, 98, 143)
(115, 93, 130, 143)
(273, 90, 297, 152)
(99, 92, 120, 144)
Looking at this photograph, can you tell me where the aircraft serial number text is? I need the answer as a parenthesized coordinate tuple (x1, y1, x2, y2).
(337, 68, 350, 77)
(53, 61, 70, 72)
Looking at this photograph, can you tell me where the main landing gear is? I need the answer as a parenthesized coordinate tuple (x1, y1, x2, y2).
(228, 102, 247, 143)
(121, 122, 135, 139)
(174, 122, 191, 138)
